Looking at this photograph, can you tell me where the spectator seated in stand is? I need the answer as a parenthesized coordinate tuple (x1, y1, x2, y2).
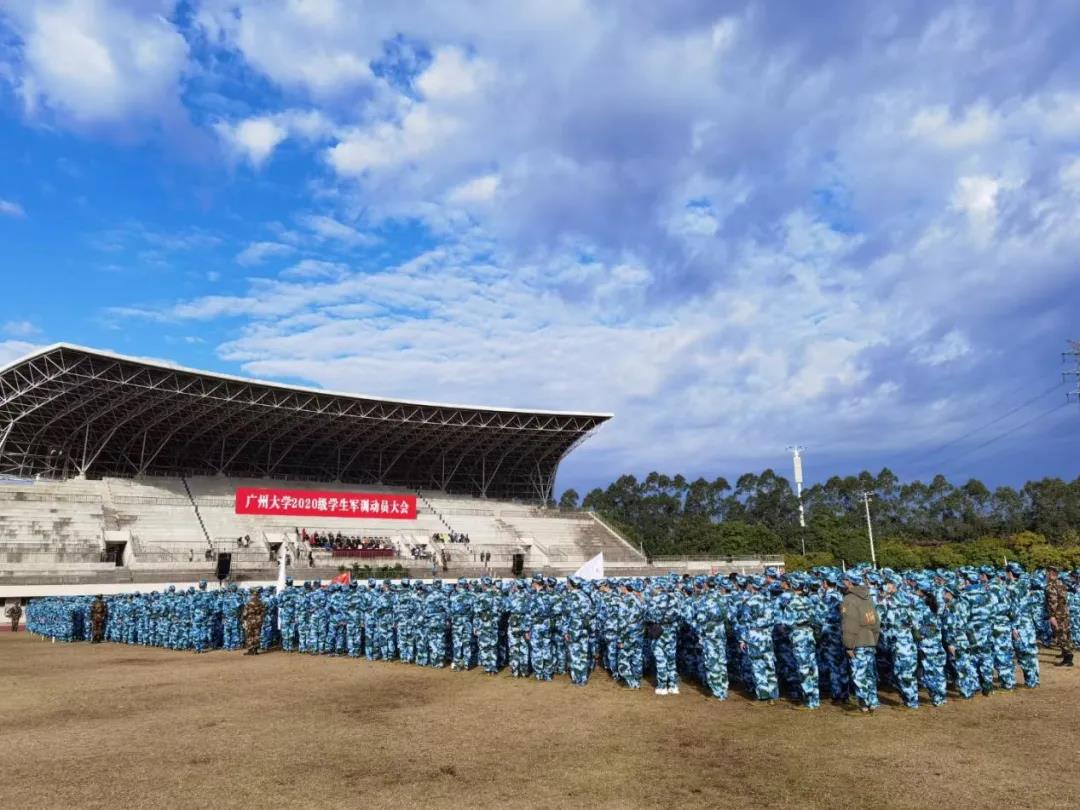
(299, 529, 396, 556)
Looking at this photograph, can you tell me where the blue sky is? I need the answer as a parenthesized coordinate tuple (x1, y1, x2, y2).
(1, 1, 1079, 496)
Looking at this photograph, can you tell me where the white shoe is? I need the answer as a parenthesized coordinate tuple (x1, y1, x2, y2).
(669, 685, 680, 695)
(450, 663, 458, 671)
(655, 687, 668, 695)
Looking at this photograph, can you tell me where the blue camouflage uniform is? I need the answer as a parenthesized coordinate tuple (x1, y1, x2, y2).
(614, 583, 645, 688)
(779, 580, 820, 709)
(690, 582, 729, 700)
(560, 579, 594, 685)
(737, 581, 779, 702)
(961, 574, 997, 694)
(645, 580, 681, 694)
(473, 579, 503, 674)
(449, 579, 475, 670)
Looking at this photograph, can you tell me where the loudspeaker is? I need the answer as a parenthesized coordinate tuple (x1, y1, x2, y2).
(215, 552, 232, 581)
(511, 553, 524, 577)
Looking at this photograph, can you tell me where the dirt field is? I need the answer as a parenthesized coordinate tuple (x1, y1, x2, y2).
(1, 635, 1078, 810)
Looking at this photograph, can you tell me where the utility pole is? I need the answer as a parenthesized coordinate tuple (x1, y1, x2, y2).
(1065, 340, 1080, 404)
(787, 445, 806, 555)
(861, 491, 877, 569)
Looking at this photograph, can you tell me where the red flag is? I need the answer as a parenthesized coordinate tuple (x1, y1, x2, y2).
(329, 571, 351, 586)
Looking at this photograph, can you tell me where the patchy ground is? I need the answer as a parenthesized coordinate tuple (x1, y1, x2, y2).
(1, 635, 1077, 809)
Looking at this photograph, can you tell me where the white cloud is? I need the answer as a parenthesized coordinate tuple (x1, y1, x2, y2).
(235, 241, 295, 266)
(951, 175, 1000, 232)
(909, 103, 998, 149)
(5, 0, 187, 126)
(327, 105, 460, 176)
(2, 320, 39, 337)
(215, 117, 288, 167)
(280, 259, 348, 279)
(0, 340, 39, 366)
(0, 199, 26, 218)
(911, 330, 973, 367)
(448, 174, 500, 205)
(196, 0, 376, 97)
(416, 47, 490, 101)
(300, 215, 378, 246)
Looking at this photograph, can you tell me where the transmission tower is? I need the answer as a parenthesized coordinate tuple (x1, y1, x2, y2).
(1066, 340, 1080, 404)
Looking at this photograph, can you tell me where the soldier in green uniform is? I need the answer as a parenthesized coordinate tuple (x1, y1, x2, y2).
(242, 589, 266, 655)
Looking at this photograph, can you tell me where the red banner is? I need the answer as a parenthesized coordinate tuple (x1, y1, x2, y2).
(234, 487, 417, 519)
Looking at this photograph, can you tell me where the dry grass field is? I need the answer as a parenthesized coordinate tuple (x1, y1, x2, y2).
(2, 633, 1078, 809)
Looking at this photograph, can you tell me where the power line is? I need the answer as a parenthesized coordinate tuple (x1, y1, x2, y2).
(914, 379, 1064, 465)
(930, 399, 1069, 473)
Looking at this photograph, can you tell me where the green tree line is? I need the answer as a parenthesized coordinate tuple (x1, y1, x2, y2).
(560, 469, 1080, 570)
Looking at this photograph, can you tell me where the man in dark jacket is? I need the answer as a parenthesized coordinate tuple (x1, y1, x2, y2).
(841, 574, 881, 712)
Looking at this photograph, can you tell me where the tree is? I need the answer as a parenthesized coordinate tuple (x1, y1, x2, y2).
(580, 467, 1080, 566)
(558, 488, 580, 510)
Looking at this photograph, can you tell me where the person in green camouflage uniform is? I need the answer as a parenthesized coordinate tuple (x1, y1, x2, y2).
(242, 589, 266, 655)
(1045, 567, 1073, 667)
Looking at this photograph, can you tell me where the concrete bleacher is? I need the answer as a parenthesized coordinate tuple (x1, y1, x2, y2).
(0, 474, 647, 581)
(421, 494, 645, 569)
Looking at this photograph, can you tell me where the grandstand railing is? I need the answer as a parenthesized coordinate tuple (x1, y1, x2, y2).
(0, 491, 103, 504)
(111, 495, 191, 506)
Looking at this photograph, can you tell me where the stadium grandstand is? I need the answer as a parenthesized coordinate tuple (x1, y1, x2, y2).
(0, 344, 780, 601)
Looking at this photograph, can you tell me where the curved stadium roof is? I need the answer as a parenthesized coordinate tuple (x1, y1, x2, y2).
(0, 344, 611, 501)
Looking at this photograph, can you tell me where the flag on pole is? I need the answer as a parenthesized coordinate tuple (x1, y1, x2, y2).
(329, 571, 351, 586)
(572, 552, 604, 580)
(275, 548, 287, 629)
(276, 548, 287, 592)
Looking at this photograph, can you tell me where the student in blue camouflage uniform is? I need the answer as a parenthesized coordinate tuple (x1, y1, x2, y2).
(817, 575, 849, 703)
(560, 577, 594, 685)
(343, 582, 363, 658)
(880, 574, 920, 709)
(940, 586, 978, 698)
(779, 575, 820, 709)
(595, 580, 618, 675)
(960, 571, 997, 695)
(221, 584, 243, 650)
(192, 581, 212, 653)
(645, 577, 681, 695)
(525, 575, 554, 681)
(1005, 565, 1040, 687)
(422, 580, 448, 667)
(737, 578, 779, 703)
(551, 582, 570, 676)
(278, 579, 298, 652)
(986, 570, 1017, 690)
(297, 582, 314, 653)
(473, 577, 503, 674)
(449, 578, 475, 671)
(399, 581, 423, 663)
(614, 580, 645, 689)
(690, 577, 730, 700)
(910, 579, 947, 706)
(362, 580, 378, 660)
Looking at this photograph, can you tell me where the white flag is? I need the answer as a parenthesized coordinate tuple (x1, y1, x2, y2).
(276, 546, 287, 592)
(573, 552, 604, 580)
(275, 546, 287, 629)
